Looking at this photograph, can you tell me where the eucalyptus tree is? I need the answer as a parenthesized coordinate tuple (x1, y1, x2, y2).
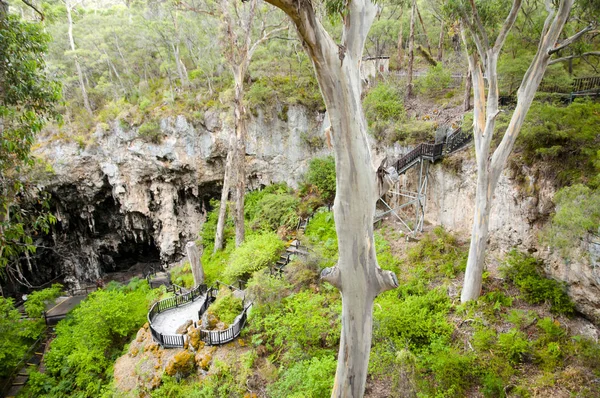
(451, 0, 594, 302)
(64, 0, 93, 116)
(262, 0, 399, 396)
(178, 0, 287, 251)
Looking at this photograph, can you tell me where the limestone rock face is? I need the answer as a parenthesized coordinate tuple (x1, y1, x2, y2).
(422, 151, 600, 323)
(34, 107, 329, 285)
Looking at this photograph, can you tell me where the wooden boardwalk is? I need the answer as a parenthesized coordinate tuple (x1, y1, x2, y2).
(44, 295, 87, 326)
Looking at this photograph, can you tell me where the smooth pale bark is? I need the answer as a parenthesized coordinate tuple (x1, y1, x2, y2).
(263, 0, 398, 396)
(186, 241, 204, 286)
(232, 68, 247, 247)
(548, 51, 600, 65)
(66, 0, 93, 117)
(407, 0, 416, 96)
(211, 0, 285, 250)
(214, 133, 235, 253)
(460, 0, 576, 302)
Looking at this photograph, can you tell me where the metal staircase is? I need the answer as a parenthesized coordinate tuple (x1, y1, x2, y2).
(377, 125, 473, 236)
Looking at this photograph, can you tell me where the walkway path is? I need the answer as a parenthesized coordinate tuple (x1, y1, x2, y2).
(151, 297, 205, 334)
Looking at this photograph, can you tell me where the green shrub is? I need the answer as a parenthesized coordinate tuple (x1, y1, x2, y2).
(374, 287, 453, 351)
(500, 251, 575, 315)
(249, 289, 341, 362)
(170, 262, 194, 289)
(407, 226, 467, 279)
(36, 280, 158, 397)
(480, 291, 514, 313)
(207, 286, 244, 325)
(223, 232, 285, 281)
(416, 64, 452, 96)
(201, 198, 234, 252)
(419, 342, 477, 397)
(245, 183, 291, 220)
(138, 120, 162, 143)
(472, 327, 497, 352)
(304, 211, 338, 268)
(542, 184, 600, 257)
(0, 297, 40, 377)
(201, 247, 231, 286)
(246, 269, 292, 310)
(364, 81, 406, 124)
(305, 156, 336, 203)
(516, 100, 600, 186)
(251, 193, 300, 231)
(267, 355, 337, 398)
(497, 329, 530, 364)
(25, 283, 63, 318)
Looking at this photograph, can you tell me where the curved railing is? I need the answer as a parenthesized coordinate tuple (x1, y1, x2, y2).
(147, 282, 251, 348)
(147, 283, 208, 348)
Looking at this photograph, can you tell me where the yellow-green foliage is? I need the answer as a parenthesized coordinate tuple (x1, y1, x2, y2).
(542, 184, 600, 257)
(24, 283, 63, 318)
(416, 64, 452, 96)
(207, 286, 244, 326)
(165, 350, 195, 378)
(250, 193, 300, 232)
(138, 120, 162, 144)
(29, 279, 160, 397)
(407, 226, 467, 279)
(223, 232, 285, 282)
(516, 100, 600, 186)
(500, 250, 575, 315)
(170, 262, 194, 289)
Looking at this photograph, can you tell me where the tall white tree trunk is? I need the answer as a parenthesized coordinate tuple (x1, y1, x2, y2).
(214, 133, 235, 253)
(263, 0, 398, 395)
(233, 69, 246, 247)
(460, 0, 578, 301)
(66, 0, 93, 117)
(186, 241, 204, 286)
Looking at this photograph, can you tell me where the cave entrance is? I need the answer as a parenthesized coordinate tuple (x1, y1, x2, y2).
(101, 237, 161, 278)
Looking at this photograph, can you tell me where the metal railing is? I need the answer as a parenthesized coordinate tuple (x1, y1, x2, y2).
(0, 335, 46, 397)
(147, 282, 250, 348)
(392, 126, 473, 175)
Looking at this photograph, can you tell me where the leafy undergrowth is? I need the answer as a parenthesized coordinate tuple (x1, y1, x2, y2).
(368, 225, 600, 398)
(206, 286, 244, 327)
(20, 279, 164, 397)
(22, 180, 600, 398)
(164, 207, 600, 397)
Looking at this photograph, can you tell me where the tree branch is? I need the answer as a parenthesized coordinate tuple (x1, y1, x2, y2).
(248, 25, 288, 58)
(459, 7, 486, 64)
(549, 23, 594, 55)
(374, 267, 399, 295)
(493, 0, 522, 53)
(549, 51, 600, 65)
(343, 0, 378, 62)
(175, 1, 215, 16)
(320, 265, 342, 291)
(468, 0, 490, 50)
(21, 0, 44, 20)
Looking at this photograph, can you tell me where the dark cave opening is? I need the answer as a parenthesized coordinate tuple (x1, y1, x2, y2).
(99, 236, 162, 275)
